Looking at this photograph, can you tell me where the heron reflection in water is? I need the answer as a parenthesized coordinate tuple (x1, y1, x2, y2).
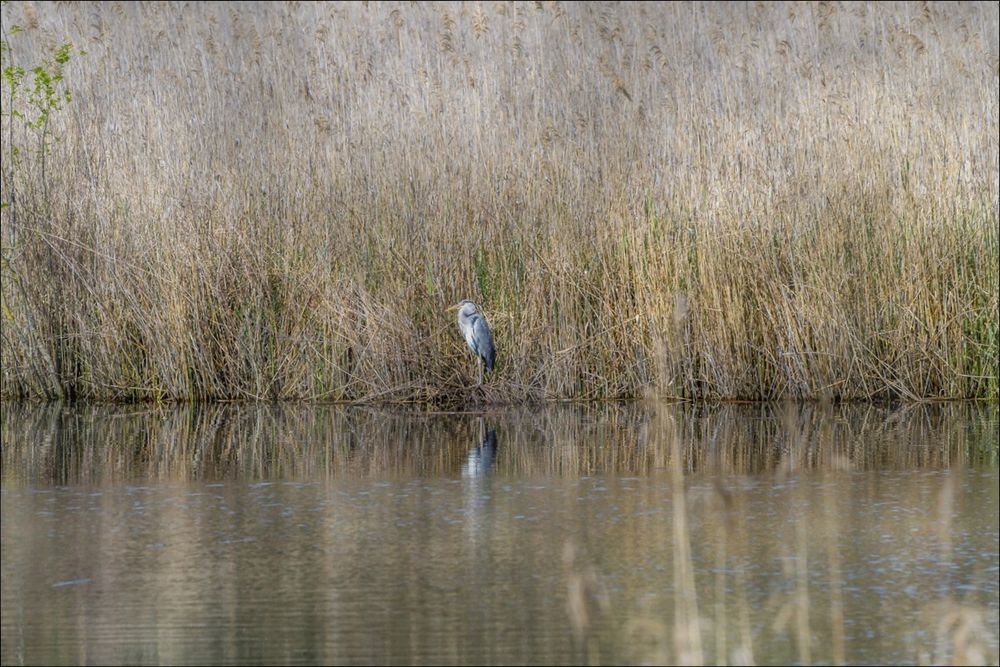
(449, 299, 496, 386)
(462, 418, 498, 478)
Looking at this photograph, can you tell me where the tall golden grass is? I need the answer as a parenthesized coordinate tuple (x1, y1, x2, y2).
(1, 2, 997, 402)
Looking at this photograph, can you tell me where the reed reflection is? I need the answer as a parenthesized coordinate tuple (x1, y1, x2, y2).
(1, 402, 997, 666)
(1, 401, 996, 485)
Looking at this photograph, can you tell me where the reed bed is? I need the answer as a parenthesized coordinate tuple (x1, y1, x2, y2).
(1, 2, 997, 402)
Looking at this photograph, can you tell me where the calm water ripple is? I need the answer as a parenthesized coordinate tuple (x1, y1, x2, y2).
(1, 402, 998, 665)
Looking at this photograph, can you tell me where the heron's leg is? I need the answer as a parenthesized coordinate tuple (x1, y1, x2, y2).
(477, 357, 483, 386)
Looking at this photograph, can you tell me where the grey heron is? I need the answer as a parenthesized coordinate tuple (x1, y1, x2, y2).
(450, 299, 496, 385)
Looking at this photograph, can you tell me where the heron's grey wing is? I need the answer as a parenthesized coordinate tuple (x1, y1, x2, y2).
(472, 316, 496, 372)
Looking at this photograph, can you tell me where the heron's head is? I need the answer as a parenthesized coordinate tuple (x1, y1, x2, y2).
(449, 299, 479, 317)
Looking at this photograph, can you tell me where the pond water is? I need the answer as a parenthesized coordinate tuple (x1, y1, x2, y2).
(1, 402, 998, 665)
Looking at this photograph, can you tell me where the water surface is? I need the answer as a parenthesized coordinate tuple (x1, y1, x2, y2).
(2, 402, 998, 665)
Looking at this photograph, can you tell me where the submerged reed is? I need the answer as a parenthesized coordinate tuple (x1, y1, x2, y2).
(1, 2, 997, 402)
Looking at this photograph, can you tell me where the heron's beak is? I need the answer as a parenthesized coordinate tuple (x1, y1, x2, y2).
(446, 303, 461, 311)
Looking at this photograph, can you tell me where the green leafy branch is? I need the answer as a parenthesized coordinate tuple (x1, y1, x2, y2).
(1, 17, 83, 238)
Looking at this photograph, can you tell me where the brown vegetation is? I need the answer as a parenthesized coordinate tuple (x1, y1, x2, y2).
(1, 2, 997, 402)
